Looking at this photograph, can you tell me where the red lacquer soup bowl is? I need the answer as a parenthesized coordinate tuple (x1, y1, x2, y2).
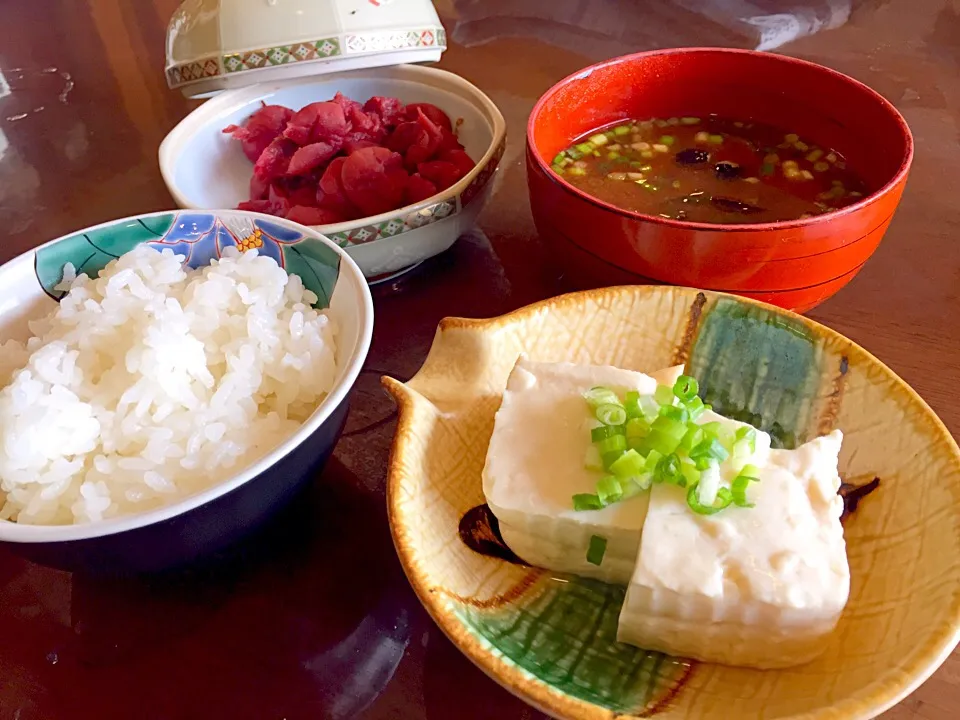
(526, 48, 913, 313)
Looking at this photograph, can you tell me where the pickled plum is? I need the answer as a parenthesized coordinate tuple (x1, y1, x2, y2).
(287, 141, 339, 176)
(405, 173, 438, 204)
(404, 103, 453, 132)
(341, 147, 408, 216)
(225, 92, 475, 225)
(223, 103, 294, 163)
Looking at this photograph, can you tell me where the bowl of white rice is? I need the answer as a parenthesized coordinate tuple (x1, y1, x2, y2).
(0, 210, 373, 573)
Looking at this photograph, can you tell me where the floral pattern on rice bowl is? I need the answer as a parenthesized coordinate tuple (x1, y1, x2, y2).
(35, 211, 341, 308)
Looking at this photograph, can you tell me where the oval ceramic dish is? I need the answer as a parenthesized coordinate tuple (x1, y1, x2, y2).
(160, 64, 507, 280)
(0, 210, 373, 574)
(383, 286, 960, 719)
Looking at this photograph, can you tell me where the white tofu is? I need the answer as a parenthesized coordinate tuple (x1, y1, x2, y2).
(617, 430, 849, 669)
(482, 357, 683, 584)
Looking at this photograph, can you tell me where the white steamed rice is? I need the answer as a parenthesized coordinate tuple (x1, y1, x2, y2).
(0, 245, 338, 525)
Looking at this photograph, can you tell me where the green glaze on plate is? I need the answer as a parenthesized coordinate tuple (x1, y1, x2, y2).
(455, 576, 690, 715)
(686, 297, 823, 449)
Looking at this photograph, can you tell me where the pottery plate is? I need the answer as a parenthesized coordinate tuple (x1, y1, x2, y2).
(383, 286, 960, 719)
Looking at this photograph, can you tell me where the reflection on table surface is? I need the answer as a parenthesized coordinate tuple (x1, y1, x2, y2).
(0, 0, 958, 718)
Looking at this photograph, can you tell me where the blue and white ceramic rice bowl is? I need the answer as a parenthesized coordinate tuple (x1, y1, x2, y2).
(0, 210, 373, 573)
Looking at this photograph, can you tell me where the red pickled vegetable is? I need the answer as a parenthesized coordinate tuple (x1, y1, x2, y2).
(403, 144, 434, 172)
(239, 183, 290, 217)
(404, 103, 453, 132)
(223, 103, 294, 163)
(225, 92, 476, 223)
(343, 105, 385, 143)
(249, 174, 270, 201)
(283, 102, 347, 146)
(343, 137, 379, 155)
(437, 128, 466, 154)
(253, 137, 298, 182)
(286, 205, 346, 225)
(405, 173, 438, 204)
(418, 160, 463, 190)
(287, 141, 339, 176)
(317, 157, 352, 210)
(385, 121, 428, 153)
(363, 96, 406, 127)
(282, 182, 321, 208)
(414, 109, 444, 155)
(341, 146, 408, 216)
(331, 92, 363, 116)
(440, 148, 476, 176)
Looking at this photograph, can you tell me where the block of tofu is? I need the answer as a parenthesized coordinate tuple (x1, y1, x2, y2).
(482, 356, 683, 584)
(617, 430, 849, 669)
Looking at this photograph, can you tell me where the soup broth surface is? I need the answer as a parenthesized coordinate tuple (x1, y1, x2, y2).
(553, 116, 871, 224)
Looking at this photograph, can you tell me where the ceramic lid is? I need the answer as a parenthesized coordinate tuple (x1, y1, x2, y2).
(165, 0, 447, 99)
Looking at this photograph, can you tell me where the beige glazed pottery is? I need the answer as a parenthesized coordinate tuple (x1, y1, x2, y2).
(383, 286, 960, 719)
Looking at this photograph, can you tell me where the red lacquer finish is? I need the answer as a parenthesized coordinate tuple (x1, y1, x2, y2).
(526, 48, 914, 312)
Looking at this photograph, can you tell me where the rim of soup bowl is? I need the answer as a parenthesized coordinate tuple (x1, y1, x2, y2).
(159, 64, 508, 235)
(527, 47, 914, 233)
(0, 210, 374, 544)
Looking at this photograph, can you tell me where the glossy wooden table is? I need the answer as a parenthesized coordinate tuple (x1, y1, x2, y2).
(0, 1, 957, 718)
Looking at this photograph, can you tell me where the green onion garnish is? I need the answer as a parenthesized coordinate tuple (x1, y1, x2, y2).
(686, 484, 734, 515)
(689, 437, 730, 467)
(610, 449, 645, 478)
(586, 535, 607, 565)
(596, 434, 627, 456)
(625, 418, 649, 439)
(588, 134, 609, 146)
(660, 135, 676, 146)
(602, 450, 625, 470)
(552, 165, 565, 175)
(638, 395, 660, 420)
(591, 424, 625, 442)
(623, 391, 642, 419)
(622, 474, 652, 497)
(731, 473, 758, 508)
(575, 142, 594, 154)
(614, 125, 631, 136)
(672, 375, 699, 402)
(659, 404, 690, 424)
(644, 449, 664, 473)
(573, 493, 604, 511)
(680, 117, 700, 125)
(685, 395, 707, 420)
(584, 387, 620, 409)
(584, 445, 603, 471)
(700, 421, 722, 438)
(654, 385, 675, 406)
(597, 475, 623, 505)
(578, 381, 760, 516)
(735, 426, 757, 453)
(680, 425, 704, 452)
(553, 152, 566, 165)
(596, 403, 628, 426)
(655, 453, 684, 486)
(680, 459, 700, 488)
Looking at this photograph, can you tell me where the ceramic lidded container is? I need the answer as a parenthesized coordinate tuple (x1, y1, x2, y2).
(166, 0, 447, 99)
(162, 0, 506, 281)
